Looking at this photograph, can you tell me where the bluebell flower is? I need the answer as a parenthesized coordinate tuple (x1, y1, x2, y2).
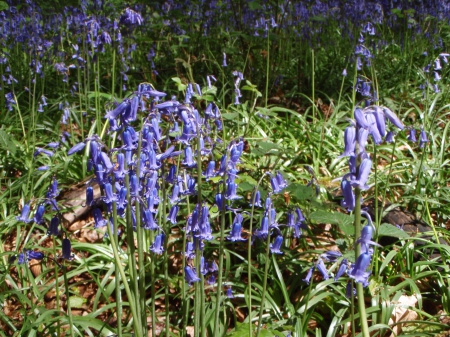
(348, 253, 371, 286)
(340, 126, 356, 157)
(303, 266, 315, 285)
(47, 216, 60, 236)
(408, 128, 417, 143)
(93, 208, 107, 229)
(357, 127, 369, 151)
(250, 190, 262, 208)
(356, 224, 381, 252)
(225, 182, 241, 200)
(320, 251, 342, 262)
(150, 233, 165, 255)
(142, 208, 159, 230)
(182, 146, 196, 168)
(340, 178, 355, 211)
(270, 235, 284, 254)
(222, 52, 227, 67)
(419, 128, 428, 148)
(382, 107, 404, 130)
(385, 131, 394, 143)
(254, 216, 269, 240)
(61, 238, 74, 261)
(227, 214, 246, 242)
(167, 205, 179, 224)
(185, 242, 195, 259)
(208, 274, 216, 285)
(350, 158, 372, 190)
(204, 160, 216, 180)
(334, 259, 348, 281)
(16, 203, 32, 223)
(26, 250, 45, 261)
(346, 282, 356, 298)
(275, 171, 288, 190)
(215, 193, 224, 211)
(185, 266, 201, 285)
(226, 286, 234, 298)
(33, 204, 46, 224)
(316, 259, 329, 280)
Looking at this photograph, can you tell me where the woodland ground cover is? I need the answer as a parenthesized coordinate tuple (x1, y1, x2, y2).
(1, 1, 450, 336)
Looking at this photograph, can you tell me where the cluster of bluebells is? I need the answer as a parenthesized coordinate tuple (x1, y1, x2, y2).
(13, 177, 75, 267)
(303, 103, 405, 288)
(67, 80, 238, 288)
(421, 52, 450, 94)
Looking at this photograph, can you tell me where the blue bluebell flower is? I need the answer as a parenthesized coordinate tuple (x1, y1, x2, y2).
(227, 214, 246, 242)
(184, 266, 201, 285)
(419, 128, 428, 148)
(226, 286, 234, 298)
(320, 251, 342, 262)
(350, 158, 372, 190)
(270, 235, 284, 254)
(61, 238, 74, 261)
(93, 208, 107, 229)
(340, 126, 356, 157)
(348, 253, 371, 286)
(303, 266, 315, 285)
(16, 203, 32, 223)
(48, 216, 60, 236)
(150, 233, 165, 255)
(382, 107, 404, 130)
(33, 204, 46, 224)
(334, 259, 348, 281)
(316, 259, 329, 280)
(408, 128, 417, 143)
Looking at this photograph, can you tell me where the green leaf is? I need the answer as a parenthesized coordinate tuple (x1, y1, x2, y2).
(68, 296, 87, 308)
(222, 112, 239, 120)
(285, 183, 315, 201)
(378, 223, 410, 239)
(0, 127, 17, 155)
(227, 322, 250, 337)
(310, 210, 355, 236)
(0, 1, 8, 11)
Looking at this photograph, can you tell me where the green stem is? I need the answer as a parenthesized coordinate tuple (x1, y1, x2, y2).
(106, 223, 143, 337)
(255, 211, 272, 337)
(62, 266, 75, 337)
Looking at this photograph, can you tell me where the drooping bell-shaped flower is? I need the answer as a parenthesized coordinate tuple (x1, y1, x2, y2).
(303, 266, 315, 285)
(167, 205, 179, 224)
(93, 208, 107, 229)
(419, 128, 428, 148)
(354, 108, 371, 129)
(340, 178, 355, 211)
(316, 259, 329, 280)
(68, 142, 86, 155)
(250, 190, 262, 208)
(350, 158, 372, 190)
(184, 266, 201, 285)
(48, 216, 60, 236)
(349, 253, 371, 286)
(16, 203, 32, 223)
(150, 233, 165, 255)
(227, 213, 246, 241)
(142, 208, 159, 230)
(270, 235, 284, 254)
(33, 204, 46, 224)
(334, 259, 348, 281)
(340, 126, 356, 157)
(61, 238, 74, 261)
(408, 128, 417, 143)
(382, 107, 404, 130)
(320, 251, 342, 262)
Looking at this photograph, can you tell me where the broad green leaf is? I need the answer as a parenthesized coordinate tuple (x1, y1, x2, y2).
(68, 295, 87, 308)
(222, 112, 239, 120)
(310, 210, 355, 236)
(0, 1, 8, 11)
(0, 127, 16, 155)
(286, 184, 315, 200)
(378, 223, 410, 239)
